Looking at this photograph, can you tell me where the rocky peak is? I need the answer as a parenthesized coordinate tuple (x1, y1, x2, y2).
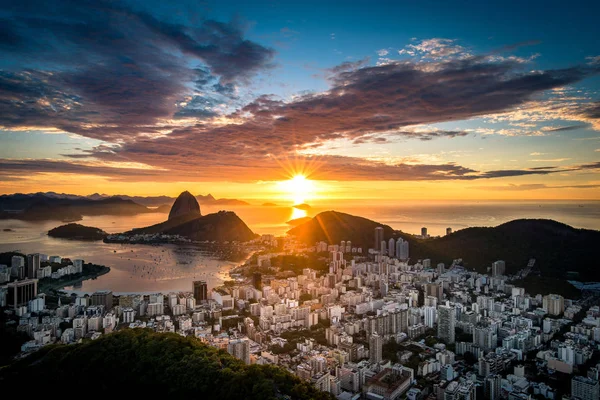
(168, 191, 201, 220)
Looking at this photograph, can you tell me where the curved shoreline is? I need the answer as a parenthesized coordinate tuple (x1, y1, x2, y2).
(38, 264, 111, 294)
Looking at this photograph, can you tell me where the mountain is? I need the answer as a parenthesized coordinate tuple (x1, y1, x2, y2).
(286, 216, 312, 226)
(48, 223, 107, 241)
(0, 194, 152, 221)
(0, 329, 333, 399)
(90, 192, 250, 206)
(288, 212, 600, 281)
(168, 191, 201, 220)
(292, 203, 311, 210)
(127, 210, 256, 242)
(287, 211, 395, 248)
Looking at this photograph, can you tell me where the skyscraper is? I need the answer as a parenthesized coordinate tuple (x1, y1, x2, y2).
(228, 338, 250, 364)
(193, 280, 208, 303)
(11, 255, 24, 278)
(396, 238, 409, 260)
(425, 283, 444, 302)
(421, 227, 428, 238)
(374, 227, 384, 253)
(26, 253, 40, 279)
(491, 260, 505, 276)
(543, 294, 564, 316)
(252, 272, 262, 290)
(388, 238, 395, 257)
(438, 304, 456, 344)
(90, 290, 113, 310)
(369, 333, 383, 363)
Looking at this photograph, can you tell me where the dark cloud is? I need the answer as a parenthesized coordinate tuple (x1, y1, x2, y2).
(0, 3, 599, 183)
(581, 102, 600, 119)
(0, 0, 273, 139)
(471, 183, 600, 191)
(544, 123, 592, 132)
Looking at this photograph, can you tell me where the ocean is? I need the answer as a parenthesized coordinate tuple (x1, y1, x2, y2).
(0, 200, 598, 293)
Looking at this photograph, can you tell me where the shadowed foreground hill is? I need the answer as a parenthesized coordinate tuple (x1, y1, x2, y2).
(48, 223, 107, 240)
(0, 329, 333, 399)
(127, 210, 257, 242)
(287, 211, 395, 248)
(289, 212, 599, 281)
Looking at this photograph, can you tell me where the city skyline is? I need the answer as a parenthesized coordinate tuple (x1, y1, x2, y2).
(0, 1, 599, 202)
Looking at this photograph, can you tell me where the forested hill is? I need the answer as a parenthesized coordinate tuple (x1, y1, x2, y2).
(0, 329, 333, 399)
(289, 212, 599, 280)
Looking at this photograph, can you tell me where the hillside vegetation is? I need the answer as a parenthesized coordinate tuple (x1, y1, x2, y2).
(0, 329, 333, 399)
(289, 212, 599, 281)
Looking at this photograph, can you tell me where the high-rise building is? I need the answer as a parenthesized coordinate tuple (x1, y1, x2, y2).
(90, 290, 113, 310)
(543, 294, 564, 316)
(388, 238, 395, 258)
(11, 256, 25, 278)
(473, 326, 498, 351)
(380, 240, 387, 255)
(485, 374, 502, 400)
(425, 283, 444, 301)
(421, 227, 428, 238)
(491, 260, 505, 277)
(437, 304, 456, 344)
(369, 333, 383, 363)
(6, 278, 38, 309)
(193, 280, 208, 303)
(26, 253, 40, 279)
(396, 238, 409, 260)
(374, 227, 384, 253)
(228, 339, 250, 364)
(424, 306, 436, 328)
(252, 272, 262, 290)
(571, 376, 599, 400)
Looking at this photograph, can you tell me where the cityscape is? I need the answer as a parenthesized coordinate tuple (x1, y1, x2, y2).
(0, 0, 599, 399)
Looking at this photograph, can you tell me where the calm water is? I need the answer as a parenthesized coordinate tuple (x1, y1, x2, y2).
(0, 200, 598, 293)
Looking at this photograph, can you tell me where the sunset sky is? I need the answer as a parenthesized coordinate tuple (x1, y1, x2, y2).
(0, 0, 599, 202)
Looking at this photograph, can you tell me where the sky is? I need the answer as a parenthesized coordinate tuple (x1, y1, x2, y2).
(0, 0, 599, 202)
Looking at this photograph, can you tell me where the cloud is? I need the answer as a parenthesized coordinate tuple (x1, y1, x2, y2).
(0, 0, 274, 140)
(1, 10, 600, 183)
(471, 183, 600, 191)
(530, 158, 571, 162)
(398, 38, 469, 59)
(376, 49, 389, 57)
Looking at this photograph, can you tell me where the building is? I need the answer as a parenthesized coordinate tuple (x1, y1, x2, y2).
(252, 272, 262, 290)
(438, 304, 456, 344)
(228, 338, 250, 364)
(421, 227, 428, 238)
(425, 283, 444, 301)
(473, 326, 497, 351)
(396, 238, 409, 260)
(364, 367, 413, 400)
(11, 256, 25, 279)
(375, 227, 384, 253)
(491, 260, 505, 277)
(571, 375, 599, 400)
(446, 227, 452, 235)
(5, 279, 38, 309)
(388, 238, 395, 258)
(26, 253, 40, 278)
(90, 290, 113, 310)
(193, 280, 208, 303)
(543, 294, 564, 316)
(369, 333, 383, 363)
(485, 374, 502, 400)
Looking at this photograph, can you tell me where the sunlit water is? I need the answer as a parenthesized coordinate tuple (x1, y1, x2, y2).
(0, 200, 598, 293)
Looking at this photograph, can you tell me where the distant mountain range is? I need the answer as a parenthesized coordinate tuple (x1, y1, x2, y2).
(0, 191, 250, 221)
(0, 193, 153, 221)
(86, 192, 250, 206)
(288, 211, 600, 281)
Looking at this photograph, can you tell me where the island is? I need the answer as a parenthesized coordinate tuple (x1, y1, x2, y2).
(48, 223, 107, 241)
(292, 203, 311, 211)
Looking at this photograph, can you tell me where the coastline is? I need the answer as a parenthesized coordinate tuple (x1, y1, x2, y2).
(38, 263, 111, 296)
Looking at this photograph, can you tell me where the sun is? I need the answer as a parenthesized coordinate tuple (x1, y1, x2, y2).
(278, 174, 315, 206)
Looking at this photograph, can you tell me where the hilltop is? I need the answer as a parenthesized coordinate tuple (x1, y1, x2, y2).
(0, 329, 333, 399)
(128, 210, 256, 242)
(48, 223, 107, 241)
(288, 212, 600, 281)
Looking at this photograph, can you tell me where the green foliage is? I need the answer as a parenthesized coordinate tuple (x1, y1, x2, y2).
(270, 254, 328, 275)
(0, 329, 334, 399)
(0, 311, 29, 367)
(299, 293, 313, 302)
